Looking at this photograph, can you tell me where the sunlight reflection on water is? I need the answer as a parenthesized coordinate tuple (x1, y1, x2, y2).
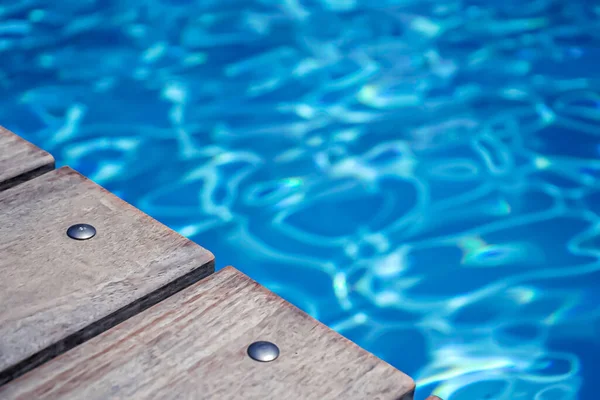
(1, 0, 600, 398)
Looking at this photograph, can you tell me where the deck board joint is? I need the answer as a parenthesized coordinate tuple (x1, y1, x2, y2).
(0, 126, 55, 191)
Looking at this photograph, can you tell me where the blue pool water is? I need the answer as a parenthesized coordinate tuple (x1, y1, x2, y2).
(2, 1, 599, 399)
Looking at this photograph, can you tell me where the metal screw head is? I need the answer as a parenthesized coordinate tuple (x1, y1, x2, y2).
(247, 341, 279, 362)
(67, 224, 96, 240)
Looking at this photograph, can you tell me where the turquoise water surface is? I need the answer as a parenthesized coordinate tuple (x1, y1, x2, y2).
(2, 1, 600, 399)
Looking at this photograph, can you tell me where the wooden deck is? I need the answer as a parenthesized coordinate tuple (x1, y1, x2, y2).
(0, 126, 442, 399)
(0, 126, 54, 191)
(0, 166, 214, 384)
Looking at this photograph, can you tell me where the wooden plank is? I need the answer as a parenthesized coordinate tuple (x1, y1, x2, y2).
(0, 126, 55, 191)
(0, 266, 416, 400)
(0, 166, 214, 385)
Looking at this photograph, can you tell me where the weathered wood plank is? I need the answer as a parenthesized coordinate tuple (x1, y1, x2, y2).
(0, 166, 214, 385)
(0, 266, 415, 400)
(0, 126, 55, 191)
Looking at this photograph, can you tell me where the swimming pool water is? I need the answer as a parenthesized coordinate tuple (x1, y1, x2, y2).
(2, 1, 599, 399)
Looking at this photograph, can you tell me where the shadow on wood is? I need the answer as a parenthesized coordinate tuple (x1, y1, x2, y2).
(0, 126, 54, 191)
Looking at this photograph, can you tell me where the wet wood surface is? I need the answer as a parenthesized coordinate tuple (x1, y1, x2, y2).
(0, 266, 416, 400)
(0, 126, 55, 191)
(0, 166, 214, 385)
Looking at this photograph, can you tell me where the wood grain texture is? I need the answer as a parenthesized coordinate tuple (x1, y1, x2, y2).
(1, 266, 416, 400)
(0, 126, 55, 191)
(0, 166, 214, 384)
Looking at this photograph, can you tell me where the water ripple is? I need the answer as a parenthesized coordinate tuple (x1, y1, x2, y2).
(1, 0, 599, 398)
